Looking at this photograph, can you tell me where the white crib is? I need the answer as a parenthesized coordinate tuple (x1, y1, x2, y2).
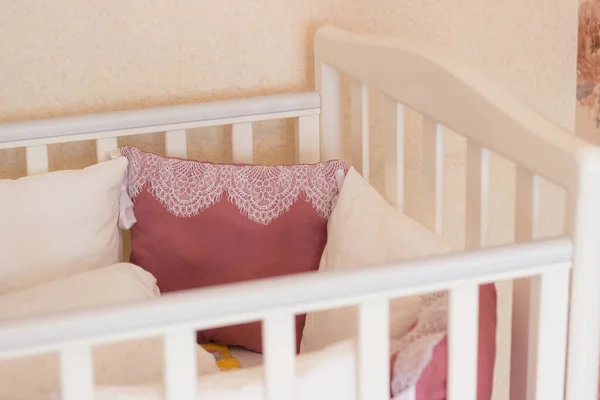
(0, 26, 599, 400)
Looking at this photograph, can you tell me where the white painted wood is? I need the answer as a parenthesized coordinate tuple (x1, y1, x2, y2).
(465, 143, 489, 249)
(422, 118, 444, 235)
(314, 26, 590, 193)
(351, 81, 369, 181)
(165, 129, 187, 158)
(358, 299, 389, 400)
(164, 328, 196, 400)
(510, 168, 540, 400)
(0, 237, 571, 359)
(96, 137, 118, 162)
(0, 92, 320, 149)
(526, 264, 570, 400)
(565, 148, 600, 400)
(60, 344, 94, 400)
(384, 99, 405, 210)
(448, 285, 479, 400)
(0, 108, 321, 150)
(316, 61, 343, 161)
(294, 114, 320, 163)
(262, 314, 295, 400)
(232, 122, 253, 163)
(25, 145, 49, 175)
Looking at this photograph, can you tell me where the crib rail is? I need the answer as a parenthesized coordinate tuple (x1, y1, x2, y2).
(0, 237, 572, 400)
(0, 91, 322, 177)
(0, 92, 320, 148)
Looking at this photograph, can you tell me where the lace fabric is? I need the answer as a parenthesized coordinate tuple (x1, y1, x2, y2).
(120, 147, 348, 225)
(391, 291, 448, 397)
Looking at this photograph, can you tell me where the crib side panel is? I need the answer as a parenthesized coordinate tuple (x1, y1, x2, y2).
(314, 25, 595, 400)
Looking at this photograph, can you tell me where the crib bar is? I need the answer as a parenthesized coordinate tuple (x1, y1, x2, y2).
(422, 119, 444, 235)
(0, 92, 320, 150)
(317, 62, 343, 160)
(60, 344, 94, 400)
(526, 264, 570, 400)
(447, 285, 479, 400)
(510, 168, 540, 400)
(164, 328, 197, 400)
(263, 314, 296, 400)
(384, 99, 405, 210)
(96, 137, 118, 162)
(0, 237, 572, 358)
(564, 151, 600, 400)
(165, 130, 188, 158)
(295, 115, 320, 163)
(351, 81, 369, 181)
(25, 145, 49, 175)
(232, 122, 253, 163)
(465, 143, 489, 249)
(358, 299, 390, 400)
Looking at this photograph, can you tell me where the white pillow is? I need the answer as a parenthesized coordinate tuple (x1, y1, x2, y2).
(0, 263, 219, 400)
(91, 339, 358, 400)
(0, 157, 128, 294)
(300, 167, 452, 354)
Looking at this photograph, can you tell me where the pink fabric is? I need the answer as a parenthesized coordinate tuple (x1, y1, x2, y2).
(120, 147, 347, 353)
(391, 284, 497, 400)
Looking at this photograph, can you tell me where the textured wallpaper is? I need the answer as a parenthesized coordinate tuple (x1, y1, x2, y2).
(0, 1, 578, 399)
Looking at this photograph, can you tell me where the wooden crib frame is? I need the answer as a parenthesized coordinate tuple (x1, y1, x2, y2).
(1, 26, 600, 400)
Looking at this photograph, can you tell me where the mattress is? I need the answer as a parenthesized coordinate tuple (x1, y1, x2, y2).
(229, 346, 263, 368)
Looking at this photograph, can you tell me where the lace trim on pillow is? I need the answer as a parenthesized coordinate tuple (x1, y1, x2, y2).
(120, 147, 348, 225)
(391, 292, 448, 397)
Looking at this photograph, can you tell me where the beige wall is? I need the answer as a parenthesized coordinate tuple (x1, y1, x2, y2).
(0, 1, 578, 399)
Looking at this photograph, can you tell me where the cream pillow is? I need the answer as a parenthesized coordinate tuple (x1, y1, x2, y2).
(0, 263, 219, 400)
(300, 167, 452, 353)
(0, 157, 128, 294)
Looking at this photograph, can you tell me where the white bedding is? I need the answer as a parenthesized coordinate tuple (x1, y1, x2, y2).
(90, 339, 358, 400)
(229, 346, 263, 368)
(0, 264, 219, 400)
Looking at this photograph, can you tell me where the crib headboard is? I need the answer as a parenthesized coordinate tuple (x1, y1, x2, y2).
(313, 26, 600, 400)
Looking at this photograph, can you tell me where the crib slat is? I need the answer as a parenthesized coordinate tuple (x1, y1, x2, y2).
(510, 168, 541, 400)
(60, 344, 94, 400)
(351, 81, 369, 181)
(26, 145, 49, 175)
(165, 129, 188, 158)
(263, 314, 295, 400)
(465, 143, 489, 249)
(422, 118, 444, 235)
(317, 62, 343, 161)
(232, 122, 253, 163)
(384, 99, 405, 211)
(448, 285, 479, 400)
(358, 299, 390, 400)
(96, 137, 118, 162)
(295, 114, 320, 163)
(527, 263, 570, 400)
(164, 328, 197, 400)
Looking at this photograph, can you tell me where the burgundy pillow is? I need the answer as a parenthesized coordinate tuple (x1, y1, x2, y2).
(390, 283, 497, 400)
(120, 146, 348, 353)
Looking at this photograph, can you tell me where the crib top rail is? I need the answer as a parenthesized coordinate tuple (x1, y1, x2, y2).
(0, 236, 571, 359)
(0, 91, 321, 150)
(315, 26, 592, 192)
